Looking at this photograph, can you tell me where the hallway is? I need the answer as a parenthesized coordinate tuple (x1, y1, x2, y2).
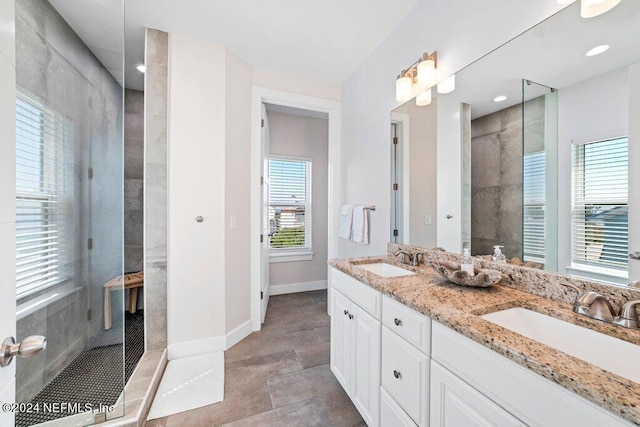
(147, 291, 364, 426)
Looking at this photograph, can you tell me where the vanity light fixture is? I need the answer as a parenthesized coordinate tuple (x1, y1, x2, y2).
(395, 51, 441, 105)
(556, 0, 623, 18)
(581, 0, 622, 18)
(493, 95, 507, 102)
(396, 70, 414, 103)
(437, 74, 456, 94)
(585, 44, 610, 56)
(416, 88, 432, 106)
(136, 64, 146, 73)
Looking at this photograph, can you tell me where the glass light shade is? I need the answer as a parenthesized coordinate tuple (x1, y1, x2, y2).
(416, 88, 432, 107)
(417, 59, 436, 90)
(437, 74, 456, 94)
(396, 75, 413, 102)
(581, 0, 622, 18)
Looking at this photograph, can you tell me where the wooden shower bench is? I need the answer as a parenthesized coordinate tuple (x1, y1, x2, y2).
(103, 271, 144, 330)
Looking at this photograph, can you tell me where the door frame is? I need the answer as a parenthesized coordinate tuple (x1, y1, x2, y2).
(250, 87, 341, 331)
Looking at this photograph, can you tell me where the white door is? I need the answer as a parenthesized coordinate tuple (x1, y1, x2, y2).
(351, 303, 381, 427)
(260, 104, 271, 322)
(0, 13, 17, 422)
(628, 64, 640, 281)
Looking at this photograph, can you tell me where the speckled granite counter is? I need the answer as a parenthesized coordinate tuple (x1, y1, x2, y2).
(329, 255, 640, 425)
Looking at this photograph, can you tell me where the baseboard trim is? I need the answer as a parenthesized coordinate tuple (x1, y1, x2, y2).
(269, 280, 327, 296)
(226, 320, 253, 349)
(168, 336, 226, 360)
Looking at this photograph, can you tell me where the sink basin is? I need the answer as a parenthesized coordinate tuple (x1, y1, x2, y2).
(482, 307, 640, 383)
(357, 263, 416, 278)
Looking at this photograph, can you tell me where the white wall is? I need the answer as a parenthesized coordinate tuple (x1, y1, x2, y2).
(339, 0, 566, 257)
(558, 67, 630, 279)
(254, 69, 340, 102)
(225, 49, 253, 333)
(167, 33, 227, 356)
(267, 111, 329, 287)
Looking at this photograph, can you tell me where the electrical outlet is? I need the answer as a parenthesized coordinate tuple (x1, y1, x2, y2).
(424, 215, 432, 225)
(230, 216, 238, 230)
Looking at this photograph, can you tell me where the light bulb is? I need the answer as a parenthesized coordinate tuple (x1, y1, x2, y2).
(417, 59, 436, 90)
(416, 89, 432, 107)
(396, 74, 413, 103)
(437, 74, 456, 94)
(581, 0, 622, 18)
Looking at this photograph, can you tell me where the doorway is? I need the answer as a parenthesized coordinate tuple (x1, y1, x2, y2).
(251, 88, 341, 330)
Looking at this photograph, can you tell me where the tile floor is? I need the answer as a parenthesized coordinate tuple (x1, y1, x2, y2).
(146, 290, 365, 426)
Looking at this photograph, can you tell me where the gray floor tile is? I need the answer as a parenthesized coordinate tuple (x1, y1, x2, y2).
(267, 364, 340, 408)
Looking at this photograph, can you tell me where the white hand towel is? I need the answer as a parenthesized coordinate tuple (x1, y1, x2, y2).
(351, 206, 369, 244)
(339, 204, 354, 239)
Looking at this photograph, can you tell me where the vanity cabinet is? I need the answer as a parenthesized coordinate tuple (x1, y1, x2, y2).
(330, 269, 382, 427)
(431, 322, 632, 427)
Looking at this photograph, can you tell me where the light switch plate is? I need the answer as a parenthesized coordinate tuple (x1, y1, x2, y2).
(424, 215, 432, 225)
(230, 216, 238, 230)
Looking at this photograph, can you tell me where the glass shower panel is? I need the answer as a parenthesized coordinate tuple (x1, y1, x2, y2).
(14, 0, 125, 425)
(522, 80, 558, 270)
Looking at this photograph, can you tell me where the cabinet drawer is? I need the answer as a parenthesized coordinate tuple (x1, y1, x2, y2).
(382, 295, 431, 354)
(381, 326, 429, 426)
(330, 268, 381, 320)
(381, 387, 418, 427)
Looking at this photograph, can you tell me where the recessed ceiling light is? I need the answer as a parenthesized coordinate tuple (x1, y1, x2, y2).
(493, 95, 507, 102)
(585, 44, 610, 57)
(136, 64, 146, 73)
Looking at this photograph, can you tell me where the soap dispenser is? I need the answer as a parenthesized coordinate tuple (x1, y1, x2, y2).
(461, 248, 475, 276)
(492, 245, 506, 263)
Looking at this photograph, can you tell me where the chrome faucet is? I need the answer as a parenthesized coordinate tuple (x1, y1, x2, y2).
(393, 250, 413, 265)
(393, 250, 424, 266)
(561, 283, 640, 329)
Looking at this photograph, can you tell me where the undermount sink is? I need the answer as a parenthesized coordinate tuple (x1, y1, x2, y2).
(482, 307, 640, 383)
(357, 262, 416, 278)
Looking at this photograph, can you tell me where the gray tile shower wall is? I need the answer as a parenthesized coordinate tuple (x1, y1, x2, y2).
(14, 0, 123, 402)
(125, 89, 144, 275)
(144, 29, 169, 351)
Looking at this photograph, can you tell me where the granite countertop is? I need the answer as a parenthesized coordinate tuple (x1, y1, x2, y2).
(329, 255, 640, 425)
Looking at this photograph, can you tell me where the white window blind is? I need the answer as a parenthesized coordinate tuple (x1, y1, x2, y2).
(16, 91, 70, 298)
(523, 151, 545, 265)
(268, 158, 312, 250)
(572, 137, 628, 271)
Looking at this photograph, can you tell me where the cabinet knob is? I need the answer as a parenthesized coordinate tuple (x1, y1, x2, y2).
(348, 314, 354, 320)
(394, 318, 402, 326)
(344, 309, 348, 316)
(393, 370, 401, 379)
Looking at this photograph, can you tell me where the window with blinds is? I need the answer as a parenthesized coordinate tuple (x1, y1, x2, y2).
(16, 91, 70, 298)
(523, 151, 545, 265)
(572, 137, 628, 271)
(268, 158, 312, 250)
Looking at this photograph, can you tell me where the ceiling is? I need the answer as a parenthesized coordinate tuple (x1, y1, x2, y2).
(448, 0, 640, 119)
(50, 0, 419, 91)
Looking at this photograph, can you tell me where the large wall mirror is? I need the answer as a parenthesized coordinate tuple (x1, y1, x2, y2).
(391, 0, 639, 287)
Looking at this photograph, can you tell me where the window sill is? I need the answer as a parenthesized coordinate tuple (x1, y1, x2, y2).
(17, 282, 81, 320)
(270, 250, 314, 263)
(566, 264, 628, 286)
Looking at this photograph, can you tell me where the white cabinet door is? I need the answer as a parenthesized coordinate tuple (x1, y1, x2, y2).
(351, 303, 381, 427)
(430, 361, 525, 427)
(330, 289, 352, 391)
(381, 387, 418, 427)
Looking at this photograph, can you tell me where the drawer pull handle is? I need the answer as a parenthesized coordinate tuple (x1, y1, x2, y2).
(393, 370, 401, 379)
(394, 318, 402, 326)
(344, 309, 348, 316)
